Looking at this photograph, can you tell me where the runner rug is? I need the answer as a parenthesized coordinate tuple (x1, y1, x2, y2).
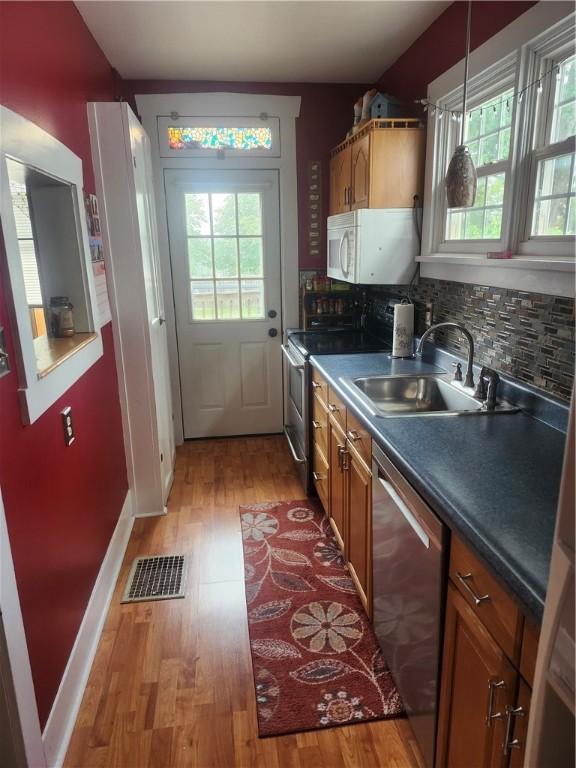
(239, 498, 404, 737)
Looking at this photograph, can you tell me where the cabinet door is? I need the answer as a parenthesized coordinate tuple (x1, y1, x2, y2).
(346, 446, 372, 616)
(370, 128, 425, 208)
(328, 418, 347, 554)
(329, 145, 351, 215)
(437, 583, 517, 768)
(350, 133, 370, 210)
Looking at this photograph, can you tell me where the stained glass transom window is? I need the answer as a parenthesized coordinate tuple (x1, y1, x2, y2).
(185, 192, 265, 321)
(168, 126, 273, 151)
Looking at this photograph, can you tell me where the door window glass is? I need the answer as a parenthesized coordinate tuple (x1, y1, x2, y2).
(186, 192, 265, 320)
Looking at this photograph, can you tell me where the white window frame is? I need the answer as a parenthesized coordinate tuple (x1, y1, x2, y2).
(517, 35, 576, 252)
(0, 106, 103, 423)
(420, 3, 576, 297)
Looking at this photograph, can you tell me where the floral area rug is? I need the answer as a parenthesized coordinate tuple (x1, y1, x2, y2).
(239, 499, 404, 737)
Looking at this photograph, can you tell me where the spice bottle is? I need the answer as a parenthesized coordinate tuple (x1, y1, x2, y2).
(50, 296, 75, 338)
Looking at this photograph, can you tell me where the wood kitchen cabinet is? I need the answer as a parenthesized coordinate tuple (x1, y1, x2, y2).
(328, 119, 426, 215)
(345, 444, 372, 614)
(328, 417, 347, 553)
(311, 369, 373, 617)
(437, 536, 537, 768)
(437, 583, 517, 768)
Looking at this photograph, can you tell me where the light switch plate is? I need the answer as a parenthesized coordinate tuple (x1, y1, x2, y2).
(0, 327, 10, 379)
(61, 406, 75, 446)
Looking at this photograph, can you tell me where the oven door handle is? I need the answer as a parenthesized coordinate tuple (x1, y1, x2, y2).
(282, 344, 304, 370)
(284, 428, 306, 464)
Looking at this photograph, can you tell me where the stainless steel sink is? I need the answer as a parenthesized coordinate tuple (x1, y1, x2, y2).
(340, 374, 518, 417)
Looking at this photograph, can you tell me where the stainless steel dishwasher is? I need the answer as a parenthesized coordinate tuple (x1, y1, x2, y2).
(372, 443, 446, 768)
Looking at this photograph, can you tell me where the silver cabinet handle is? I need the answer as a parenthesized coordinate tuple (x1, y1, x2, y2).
(503, 705, 525, 755)
(312, 420, 322, 429)
(486, 679, 506, 726)
(311, 380, 322, 390)
(457, 572, 491, 606)
(328, 403, 339, 413)
(337, 444, 347, 470)
(347, 430, 361, 442)
(312, 471, 326, 481)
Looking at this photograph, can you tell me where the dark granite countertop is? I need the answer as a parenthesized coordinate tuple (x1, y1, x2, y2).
(310, 352, 568, 623)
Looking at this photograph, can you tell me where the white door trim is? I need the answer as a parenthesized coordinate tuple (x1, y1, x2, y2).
(0, 488, 47, 768)
(136, 92, 301, 445)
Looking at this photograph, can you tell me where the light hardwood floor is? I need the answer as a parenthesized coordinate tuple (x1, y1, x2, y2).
(65, 436, 423, 768)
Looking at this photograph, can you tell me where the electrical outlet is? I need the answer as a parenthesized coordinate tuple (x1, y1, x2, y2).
(61, 406, 75, 446)
(0, 327, 10, 379)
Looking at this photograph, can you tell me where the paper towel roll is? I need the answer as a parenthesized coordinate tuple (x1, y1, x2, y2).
(392, 303, 414, 358)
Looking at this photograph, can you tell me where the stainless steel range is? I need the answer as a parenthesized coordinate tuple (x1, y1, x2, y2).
(282, 328, 392, 492)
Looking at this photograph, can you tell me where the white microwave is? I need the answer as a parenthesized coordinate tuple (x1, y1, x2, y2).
(327, 208, 419, 284)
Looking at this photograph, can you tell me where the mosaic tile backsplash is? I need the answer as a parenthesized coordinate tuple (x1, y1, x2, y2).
(368, 279, 575, 402)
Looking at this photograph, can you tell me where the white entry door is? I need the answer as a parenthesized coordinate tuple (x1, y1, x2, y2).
(129, 109, 175, 498)
(165, 169, 283, 439)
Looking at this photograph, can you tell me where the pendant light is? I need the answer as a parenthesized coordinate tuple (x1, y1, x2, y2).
(445, 0, 477, 208)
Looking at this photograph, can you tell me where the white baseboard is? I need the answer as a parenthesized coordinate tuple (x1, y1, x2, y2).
(42, 491, 134, 767)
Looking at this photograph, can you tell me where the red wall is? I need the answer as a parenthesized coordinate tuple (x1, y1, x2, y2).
(123, 80, 366, 269)
(377, 1, 537, 101)
(0, 2, 127, 727)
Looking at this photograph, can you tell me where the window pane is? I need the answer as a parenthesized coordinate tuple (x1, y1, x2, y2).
(214, 238, 238, 278)
(211, 193, 236, 236)
(237, 194, 262, 235)
(464, 88, 513, 166)
(168, 126, 273, 151)
(551, 54, 576, 142)
(486, 173, 505, 205)
(479, 134, 498, 166)
(186, 193, 210, 236)
(567, 198, 576, 235)
(215, 280, 240, 319)
(484, 209, 503, 239)
(191, 281, 215, 320)
(446, 172, 505, 241)
(241, 279, 265, 319)
(188, 237, 213, 278)
(239, 237, 264, 277)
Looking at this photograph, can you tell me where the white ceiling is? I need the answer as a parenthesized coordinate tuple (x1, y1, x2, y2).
(76, 1, 451, 83)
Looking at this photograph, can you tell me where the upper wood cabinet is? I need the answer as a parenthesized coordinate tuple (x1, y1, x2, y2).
(328, 119, 426, 216)
(329, 143, 352, 215)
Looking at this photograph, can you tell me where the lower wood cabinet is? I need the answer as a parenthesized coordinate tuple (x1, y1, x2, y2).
(328, 416, 347, 553)
(345, 445, 372, 615)
(437, 583, 517, 768)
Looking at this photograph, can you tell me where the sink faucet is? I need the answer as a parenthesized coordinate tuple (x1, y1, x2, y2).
(416, 322, 475, 388)
(474, 367, 500, 410)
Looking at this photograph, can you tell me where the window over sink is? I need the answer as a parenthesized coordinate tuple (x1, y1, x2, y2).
(420, 5, 575, 296)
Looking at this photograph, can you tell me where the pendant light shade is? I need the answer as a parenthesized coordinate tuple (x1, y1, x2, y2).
(446, 145, 477, 207)
(445, 1, 477, 208)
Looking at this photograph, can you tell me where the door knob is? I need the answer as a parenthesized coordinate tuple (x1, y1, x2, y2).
(268, 309, 277, 318)
(268, 328, 278, 338)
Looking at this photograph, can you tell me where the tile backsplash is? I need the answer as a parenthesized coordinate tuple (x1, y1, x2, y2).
(368, 278, 575, 402)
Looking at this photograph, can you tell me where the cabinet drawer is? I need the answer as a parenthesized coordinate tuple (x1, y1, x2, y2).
(311, 368, 328, 406)
(313, 442, 329, 513)
(346, 410, 371, 467)
(326, 385, 346, 432)
(450, 536, 523, 662)
(312, 395, 328, 460)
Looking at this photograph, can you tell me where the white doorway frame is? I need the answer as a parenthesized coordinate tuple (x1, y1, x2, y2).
(0, 488, 47, 768)
(135, 93, 301, 445)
